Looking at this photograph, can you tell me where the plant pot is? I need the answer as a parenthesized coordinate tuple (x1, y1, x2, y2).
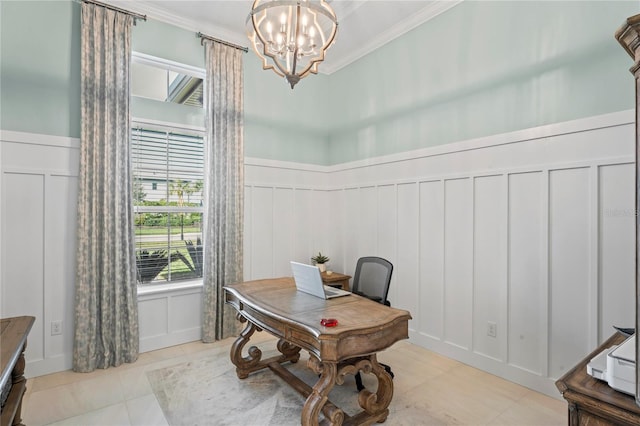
(317, 263, 327, 273)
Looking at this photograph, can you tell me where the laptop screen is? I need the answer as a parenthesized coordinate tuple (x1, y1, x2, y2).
(290, 261, 326, 299)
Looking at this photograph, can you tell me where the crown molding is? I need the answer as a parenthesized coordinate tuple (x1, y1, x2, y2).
(106, 0, 462, 75)
(321, 0, 463, 74)
(330, 0, 368, 22)
(106, 0, 249, 48)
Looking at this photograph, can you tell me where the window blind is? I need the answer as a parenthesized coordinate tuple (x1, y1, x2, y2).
(131, 126, 205, 284)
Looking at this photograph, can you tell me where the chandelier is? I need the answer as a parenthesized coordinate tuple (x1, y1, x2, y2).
(246, 0, 338, 89)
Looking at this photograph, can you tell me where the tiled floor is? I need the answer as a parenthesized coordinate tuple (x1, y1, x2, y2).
(22, 334, 566, 425)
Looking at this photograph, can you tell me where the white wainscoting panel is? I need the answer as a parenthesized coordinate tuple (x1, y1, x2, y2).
(377, 184, 398, 273)
(250, 186, 275, 279)
(45, 175, 77, 360)
(418, 180, 445, 340)
(342, 188, 362, 277)
(273, 187, 296, 278)
(598, 163, 635, 342)
(292, 189, 316, 264)
(548, 167, 592, 379)
(1, 110, 636, 398)
(358, 187, 378, 256)
(2, 172, 46, 364)
(507, 171, 544, 376)
(1, 132, 80, 376)
(472, 175, 507, 362)
(138, 286, 203, 353)
(443, 178, 474, 350)
(395, 183, 418, 331)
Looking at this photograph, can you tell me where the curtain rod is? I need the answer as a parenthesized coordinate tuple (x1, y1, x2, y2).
(197, 32, 249, 53)
(80, 0, 147, 22)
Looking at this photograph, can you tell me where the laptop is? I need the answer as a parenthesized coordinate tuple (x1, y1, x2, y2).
(290, 261, 351, 299)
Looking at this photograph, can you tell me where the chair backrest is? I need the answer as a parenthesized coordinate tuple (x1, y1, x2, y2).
(351, 257, 393, 306)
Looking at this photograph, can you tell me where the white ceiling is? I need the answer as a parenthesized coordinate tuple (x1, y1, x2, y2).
(108, 0, 462, 74)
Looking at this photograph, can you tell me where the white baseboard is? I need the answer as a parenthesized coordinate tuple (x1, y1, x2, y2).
(408, 331, 563, 399)
(26, 355, 73, 379)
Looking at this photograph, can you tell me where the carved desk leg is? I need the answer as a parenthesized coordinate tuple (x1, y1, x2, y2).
(335, 354, 393, 424)
(356, 354, 393, 422)
(304, 356, 344, 426)
(229, 314, 302, 379)
(276, 338, 301, 364)
(230, 314, 263, 379)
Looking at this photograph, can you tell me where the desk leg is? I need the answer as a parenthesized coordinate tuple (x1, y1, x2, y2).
(305, 357, 343, 426)
(334, 354, 393, 425)
(230, 314, 301, 379)
(354, 354, 392, 422)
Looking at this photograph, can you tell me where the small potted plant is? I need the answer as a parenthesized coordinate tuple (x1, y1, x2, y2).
(311, 252, 330, 272)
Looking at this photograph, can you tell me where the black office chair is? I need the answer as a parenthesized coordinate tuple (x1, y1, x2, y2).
(351, 256, 394, 392)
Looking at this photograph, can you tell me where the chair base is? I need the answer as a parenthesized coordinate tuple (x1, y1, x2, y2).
(355, 363, 394, 392)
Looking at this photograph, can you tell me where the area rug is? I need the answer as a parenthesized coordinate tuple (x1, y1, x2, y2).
(147, 351, 375, 426)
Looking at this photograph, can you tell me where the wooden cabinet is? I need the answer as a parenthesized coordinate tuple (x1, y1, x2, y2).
(556, 332, 640, 426)
(1, 316, 35, 426)
(617, 12, 640, 410)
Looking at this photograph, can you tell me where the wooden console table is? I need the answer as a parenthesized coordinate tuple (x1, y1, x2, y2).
(224, 277, 412, 426)
(320, 271, 351, 291)
(556, 332, 640, 425)
(1, 316, 35, 426)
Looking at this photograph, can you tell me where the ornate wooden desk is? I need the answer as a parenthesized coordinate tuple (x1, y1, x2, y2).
(1, 316, 35, 426)
(224, 278, 412, 426)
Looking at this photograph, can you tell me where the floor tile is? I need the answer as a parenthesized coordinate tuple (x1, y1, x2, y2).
(46, 403, 131, 426)
(22, 339, 567, 426)
(126, 394, 169, 426)
(489, 390, 566, 426)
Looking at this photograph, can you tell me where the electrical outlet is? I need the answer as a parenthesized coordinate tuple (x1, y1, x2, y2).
(51, 320, 63, 336)
(487, 321, 497, 338)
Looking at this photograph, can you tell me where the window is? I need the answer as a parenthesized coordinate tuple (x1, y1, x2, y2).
(132, 125, 204, 284)
(131, 53, 204, 108)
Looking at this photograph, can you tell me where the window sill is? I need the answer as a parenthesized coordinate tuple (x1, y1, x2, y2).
(137, 279, 203, 297)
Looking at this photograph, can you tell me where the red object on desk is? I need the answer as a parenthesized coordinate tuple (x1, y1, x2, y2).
(321, 318, 338, 327)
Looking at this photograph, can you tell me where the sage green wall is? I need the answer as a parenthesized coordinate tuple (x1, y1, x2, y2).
(1, 1, 81, 138)
(327, 0, 637, 164)
(0, 2, 329, 164)
(243, 54, 330, 164)
(1, 1, 636, 165)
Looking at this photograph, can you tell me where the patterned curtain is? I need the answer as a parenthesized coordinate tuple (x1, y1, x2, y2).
(74, 2, 138, 372)
(202, 40, 244, 342)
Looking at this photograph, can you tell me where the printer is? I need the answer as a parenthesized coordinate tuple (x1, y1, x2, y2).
(587, 334, 636, 396)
